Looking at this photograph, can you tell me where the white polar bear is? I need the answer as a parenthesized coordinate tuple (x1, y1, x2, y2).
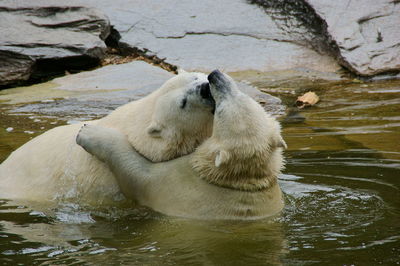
(0, 71, 215, 204)
(77, 70, 287, 219)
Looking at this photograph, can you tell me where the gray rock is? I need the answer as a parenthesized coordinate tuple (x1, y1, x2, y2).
(305, 0, 400, 76)
(74, 0, 399, 77)
(1, 0, 397, 88)
(51, 61, 174, 94)
(237, 82, 285, 116)
(71, 0, 340, 74)
(0, 51, 35, 86)
(231, 68, 345, 89)
(0, 0, 110, 86)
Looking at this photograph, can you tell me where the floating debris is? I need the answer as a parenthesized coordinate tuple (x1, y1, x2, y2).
(6, 127, 14, 132)
(295, 91, 319, 108)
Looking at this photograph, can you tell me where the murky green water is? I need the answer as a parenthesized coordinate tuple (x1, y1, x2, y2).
(0, 79, 399, 265)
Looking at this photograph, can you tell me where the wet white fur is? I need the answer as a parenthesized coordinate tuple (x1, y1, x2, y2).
(0, 72, 213, 204)
(76, 72, 286, 219)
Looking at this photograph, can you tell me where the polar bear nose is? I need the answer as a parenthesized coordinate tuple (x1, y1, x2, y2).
(200, 82, 212, 100)
(208, 69, 224, 84)
(208, 69, 230, 91)
(208, 70, 231, 98)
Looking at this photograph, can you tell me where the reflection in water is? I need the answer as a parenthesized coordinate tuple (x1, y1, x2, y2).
(0, 80, 399, 264)
(0, 202, 287, 265)
(278, 80, 400, 265)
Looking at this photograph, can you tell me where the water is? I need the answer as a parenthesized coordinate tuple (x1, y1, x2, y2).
(0, 79, 399, 265)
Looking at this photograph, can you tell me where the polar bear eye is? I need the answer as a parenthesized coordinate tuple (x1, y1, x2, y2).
(180, 98, 187, 109)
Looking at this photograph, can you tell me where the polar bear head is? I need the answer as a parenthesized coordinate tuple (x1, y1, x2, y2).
(192, 70, 286, 191)
(127, 70, 215, 162)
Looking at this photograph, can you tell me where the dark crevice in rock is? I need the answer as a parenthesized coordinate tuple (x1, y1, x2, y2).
(156, 31, 266, 40)
(103, 40, 178, 74)
(156, 31, 299, 44)
(259, 0, 400, 77)
(0, 6, 82, 13)
(248, 0, 336, 54)
(360, 71, 400, 82)
(105, 26, 121, 48)
(123, 45, 178, 73)
(32, 56, 101, 81)
(103, 25, 178, 73)
(247, 0, 356, 75)
(0, 49, 105, 90)
(357, 14, 387, 24)
(0, 55, 101, 90)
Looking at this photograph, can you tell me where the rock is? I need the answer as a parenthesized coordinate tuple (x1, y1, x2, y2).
(0, 51, 35, 86)
(1, 0, 397, 88)
(0, 0, 110, 87)
(237, 82, 285, 116)
(305, 0, 400, 76)
(51, 61, 173, 93)
(71, 0, 340, 74)
(231, 68, 346, 89)
(73, 0, 399, 77)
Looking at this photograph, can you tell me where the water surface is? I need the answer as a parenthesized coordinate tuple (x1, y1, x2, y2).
(0, 79, 399, 265)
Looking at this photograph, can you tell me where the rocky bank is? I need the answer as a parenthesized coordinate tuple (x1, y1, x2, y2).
(0, 0, 399, 90)
(0, 0, 110, 87)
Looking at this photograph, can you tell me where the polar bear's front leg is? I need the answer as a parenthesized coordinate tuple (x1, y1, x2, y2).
(76, 125, 153, 200)
(76, 124, 128, 162)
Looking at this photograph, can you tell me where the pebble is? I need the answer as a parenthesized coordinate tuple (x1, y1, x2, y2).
(41, 99, 55, 103)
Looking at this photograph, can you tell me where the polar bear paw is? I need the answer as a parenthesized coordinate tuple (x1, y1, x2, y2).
(76, 124, 127, 162)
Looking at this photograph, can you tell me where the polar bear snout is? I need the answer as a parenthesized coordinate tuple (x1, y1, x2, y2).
(208, 69, 226, 86)
(208, 69, 233, 103)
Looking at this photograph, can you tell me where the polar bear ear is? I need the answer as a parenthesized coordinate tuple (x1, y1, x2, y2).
(147, 123, 162, 138)
(215, 150, 230, 167)
(177, 68, 187, 75)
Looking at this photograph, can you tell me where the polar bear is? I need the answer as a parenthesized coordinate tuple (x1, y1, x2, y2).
(0, 71, 215, 203)
(77, 70, 287, 219)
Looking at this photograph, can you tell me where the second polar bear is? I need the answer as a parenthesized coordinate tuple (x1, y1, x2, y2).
(0, 71, 214, 203)
(77, 70, 287, 219)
